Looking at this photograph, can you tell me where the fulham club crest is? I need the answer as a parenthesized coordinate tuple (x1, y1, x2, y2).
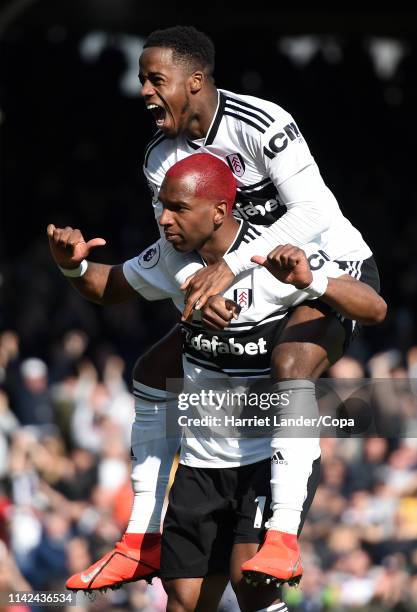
(226, 153, 246, 178)
(233, 288, 253, 312)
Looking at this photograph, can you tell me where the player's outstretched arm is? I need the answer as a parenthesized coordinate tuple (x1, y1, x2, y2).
(47, 224, 138, 305)
(252, 245, 387, 326)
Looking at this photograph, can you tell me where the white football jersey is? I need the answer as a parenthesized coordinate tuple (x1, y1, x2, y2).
(123, 220, 345, 468)
(143, 88, 372, 285)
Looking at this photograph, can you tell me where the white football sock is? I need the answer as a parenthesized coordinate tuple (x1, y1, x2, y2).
(268, 379, 321, 535)
(126, 382, 180, 534)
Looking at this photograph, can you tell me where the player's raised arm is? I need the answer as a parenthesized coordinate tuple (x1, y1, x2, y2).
(252, 245, 387, 326)
(179, 117, 339, 318)
(47, 224, 138, 305)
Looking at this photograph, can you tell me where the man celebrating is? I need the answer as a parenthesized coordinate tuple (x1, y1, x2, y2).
(63, 25, 380, 590)
(48, 154, 386, 608)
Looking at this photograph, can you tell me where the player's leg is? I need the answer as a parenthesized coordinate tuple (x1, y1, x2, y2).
(66, 325, 183, 592)
(243, 257, 380, 584)
(231, 460, 289, 612)
(163, 575, 229, 612)
(126, 324, 182, 540)
(161, 463, 232, 611)
(241, 304, 343, 586)
(231, 544, 287, 612)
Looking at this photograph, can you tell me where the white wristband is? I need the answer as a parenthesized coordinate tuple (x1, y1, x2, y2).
(58, 259, 88, 278)
(303, 270, 328, 299)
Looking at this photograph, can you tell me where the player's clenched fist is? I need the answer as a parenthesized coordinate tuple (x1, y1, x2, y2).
(200, 295, 241, 331)
(251, 244, 313, 289)
(47, 224, 106, 269)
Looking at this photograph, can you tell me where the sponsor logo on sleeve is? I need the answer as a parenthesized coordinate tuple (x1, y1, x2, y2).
(138, 242, 160, 269)
(263, 121, 302, 159)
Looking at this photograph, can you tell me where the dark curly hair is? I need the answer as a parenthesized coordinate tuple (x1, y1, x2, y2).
(144, 26, 215, 75)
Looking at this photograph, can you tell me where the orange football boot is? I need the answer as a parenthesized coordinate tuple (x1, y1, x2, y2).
(241, 530, 302, 587)
(66, 533, 160, 592)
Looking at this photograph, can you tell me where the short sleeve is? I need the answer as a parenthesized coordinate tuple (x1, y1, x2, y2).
(123, 241, 179, 300)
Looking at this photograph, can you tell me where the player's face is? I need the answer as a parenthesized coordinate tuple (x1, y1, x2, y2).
(139, 47, 195, 138)
(158, 176, 217, 252)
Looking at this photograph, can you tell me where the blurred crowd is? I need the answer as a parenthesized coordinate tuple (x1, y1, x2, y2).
(0, 328, 167, 611)
(0, 328, 417, 611)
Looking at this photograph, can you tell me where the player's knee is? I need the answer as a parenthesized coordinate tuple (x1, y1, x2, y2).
(166, 601, 193, 612)
(271, 349, 306, 379)
(163, 582, 197, 612)
(132, 352, 151, 383)
(166, 600, 193, 612)
(133, 347, 174, 387)
(271, 343, 328, 379)
(132, 331, 183, 386)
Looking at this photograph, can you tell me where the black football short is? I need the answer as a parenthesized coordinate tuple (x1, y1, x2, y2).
(160, 457, 320, 579)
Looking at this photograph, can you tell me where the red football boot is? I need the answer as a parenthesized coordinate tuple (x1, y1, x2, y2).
(241, 530, 302, 587)
(66, 533, 160, 592)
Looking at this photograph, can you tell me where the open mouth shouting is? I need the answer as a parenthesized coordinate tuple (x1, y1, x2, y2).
(147, 103, 167, 129)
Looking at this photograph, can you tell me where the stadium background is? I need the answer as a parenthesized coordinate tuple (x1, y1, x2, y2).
(1, 3, 417, 610)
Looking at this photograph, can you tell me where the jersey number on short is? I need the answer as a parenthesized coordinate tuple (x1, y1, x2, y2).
(254, 496, 266, 528)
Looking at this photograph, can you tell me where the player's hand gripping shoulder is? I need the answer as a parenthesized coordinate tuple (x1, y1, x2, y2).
(199, 295, 241, 331)
(47, 224, 106, 269)
(181, 260, 235, 321)
(251, 244, 312, 288)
